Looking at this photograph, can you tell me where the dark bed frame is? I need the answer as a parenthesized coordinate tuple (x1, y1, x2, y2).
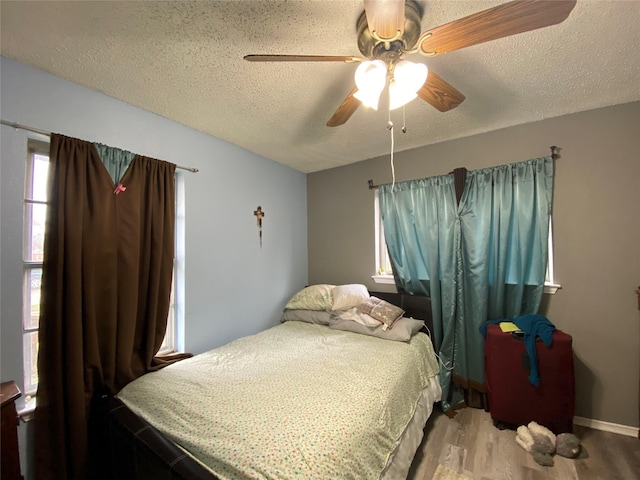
(93, 291, 433, 479)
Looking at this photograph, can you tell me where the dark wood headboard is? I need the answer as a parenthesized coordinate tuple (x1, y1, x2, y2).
(369, 290, 433, 337)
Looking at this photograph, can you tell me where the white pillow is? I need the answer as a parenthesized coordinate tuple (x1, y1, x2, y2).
(285, 284, 335, 310)
(334, 307, 382, 327)
(331, 284, 370, 311)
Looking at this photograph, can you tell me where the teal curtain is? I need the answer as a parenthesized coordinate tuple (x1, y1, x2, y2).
(93, 142, 135, 184)
(454, 157, 553, 392)
(379, 156, 554, 411)
(379, 175, 459, 407)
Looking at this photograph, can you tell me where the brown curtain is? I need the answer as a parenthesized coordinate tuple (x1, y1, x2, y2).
(452, 167, 467, 205)
(34, 134, 189, 479)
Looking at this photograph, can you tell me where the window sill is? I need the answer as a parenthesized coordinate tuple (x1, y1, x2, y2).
(374, 274, 561, 294)
(372, 274, 395, 285)
(157, 349, 177, 357)
(17, 396, 36, 422)
(544, 283, 561, 295)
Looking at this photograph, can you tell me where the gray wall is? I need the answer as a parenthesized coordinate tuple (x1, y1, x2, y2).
(0, 57, 308, 478)
(308, 101, 640, 429)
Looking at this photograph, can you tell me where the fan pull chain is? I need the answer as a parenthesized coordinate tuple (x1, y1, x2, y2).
(386, 106, 396, 191)
(402, 105, 407, 133)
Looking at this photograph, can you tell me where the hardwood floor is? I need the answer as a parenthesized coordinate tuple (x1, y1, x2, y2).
(407, 407, 640, 480)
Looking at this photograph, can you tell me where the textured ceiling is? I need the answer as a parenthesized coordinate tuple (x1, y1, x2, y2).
(1, 1, 639, 173)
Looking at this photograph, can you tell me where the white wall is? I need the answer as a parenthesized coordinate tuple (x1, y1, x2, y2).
(0, 56, 308, 478)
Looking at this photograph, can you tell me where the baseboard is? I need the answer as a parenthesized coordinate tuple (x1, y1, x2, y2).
(573, 416, 639, 437)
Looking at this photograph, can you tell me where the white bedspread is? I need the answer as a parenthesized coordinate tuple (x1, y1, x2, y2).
(117, 321, 440, 480)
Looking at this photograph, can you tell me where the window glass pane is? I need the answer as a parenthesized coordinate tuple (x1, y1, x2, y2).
(379, 220, 392, 275)
(23, 268, 42, 330)
(545, 217, 555, 285)
(159, 313, 175, 354)
(30, 154, 50, 202)
(382, 246, 392, 275)
(374, 190, 393, 276)
(22, 143, 49, 397)
(23, 331, 39, 394)
(159, 279, 175, 354)
(24, 203, 47, 262)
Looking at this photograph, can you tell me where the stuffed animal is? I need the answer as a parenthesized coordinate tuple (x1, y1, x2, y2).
(556, 432, 582, 458)
(515, 421, 582, 467)
(516, 421, 556, 466)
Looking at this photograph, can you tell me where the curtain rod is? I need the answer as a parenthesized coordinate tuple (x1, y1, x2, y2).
(1, 119, 199, 173)
(367, 146, 560, 189)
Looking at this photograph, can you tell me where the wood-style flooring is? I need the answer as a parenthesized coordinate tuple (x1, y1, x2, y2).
(407, 407, 640, 480)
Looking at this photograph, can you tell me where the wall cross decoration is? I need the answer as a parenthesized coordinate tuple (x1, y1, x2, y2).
(253, 206, 265, 248)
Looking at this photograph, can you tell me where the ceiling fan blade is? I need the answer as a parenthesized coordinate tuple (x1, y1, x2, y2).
(326, 87, 361, 127)
(364, 0, 405, 41)
(417, 72, 465, 112)
(418, 0, 577, 56)
(244, 54, 364, 63)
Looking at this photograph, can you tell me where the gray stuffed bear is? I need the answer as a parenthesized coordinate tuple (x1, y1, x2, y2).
(556, 432, 582, 458)
(515, 421, 582, 466)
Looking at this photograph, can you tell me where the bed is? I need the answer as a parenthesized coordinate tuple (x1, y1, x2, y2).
(94, 289, 440, 480)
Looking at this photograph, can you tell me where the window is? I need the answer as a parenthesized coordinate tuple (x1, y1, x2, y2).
(372, 191, 560, 293)
(22, 140, 183, 396)
(544, 218, 560, 293)
(22, 140, 50, 395)
(162, 170, 186, 354)
(372, 190, 394, 285)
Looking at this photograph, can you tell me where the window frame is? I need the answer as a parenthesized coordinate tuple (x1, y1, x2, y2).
(22, 140, 51, 396)
(372, 190, 395, 285)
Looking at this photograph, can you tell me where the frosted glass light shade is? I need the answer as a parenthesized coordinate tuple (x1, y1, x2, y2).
(353, 60, 387, 110)
(389, 60, 428, 110)
(389, 84, 418, 110)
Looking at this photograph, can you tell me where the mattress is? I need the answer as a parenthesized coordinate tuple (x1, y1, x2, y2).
(117, 320, 441, 479)
(381, 375, 442, 479)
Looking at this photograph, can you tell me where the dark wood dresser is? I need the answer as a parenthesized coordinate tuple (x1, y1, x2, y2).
(1, 381, 24, 480)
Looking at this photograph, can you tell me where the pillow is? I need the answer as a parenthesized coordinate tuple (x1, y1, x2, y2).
(285, 284, 335, 310)
(330, 317, 424, 342)
(356, 296, 405, 330)
(332, 307, 382, 327)
(331, 284, 370, 311)
(281, 309, 332, 325)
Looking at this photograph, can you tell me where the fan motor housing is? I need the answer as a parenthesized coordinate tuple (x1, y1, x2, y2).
(356, 0, 422, 60)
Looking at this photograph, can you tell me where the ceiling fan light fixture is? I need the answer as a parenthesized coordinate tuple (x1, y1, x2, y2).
(388, 60, 428, 110)
(353, 60, 387, 110)
(246, 0, 577, 127)
(388, 84, 417, 110)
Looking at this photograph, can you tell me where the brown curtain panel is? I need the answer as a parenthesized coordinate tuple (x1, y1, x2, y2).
(34, 134, 188, 479)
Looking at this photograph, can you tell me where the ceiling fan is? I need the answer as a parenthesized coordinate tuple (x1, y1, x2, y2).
(244, 0, 577, 127)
